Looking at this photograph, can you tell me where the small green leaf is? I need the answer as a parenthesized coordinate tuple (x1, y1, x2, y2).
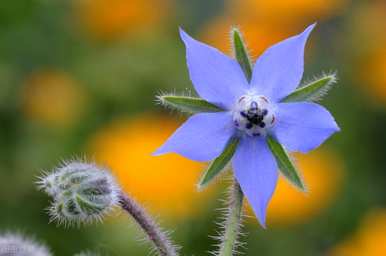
(158, 94, 223, 114)
(198, 137, 240, 189)
(282, 73, 337, 103)
(266, 135, 306, 191)
(232, 28, 253, 82)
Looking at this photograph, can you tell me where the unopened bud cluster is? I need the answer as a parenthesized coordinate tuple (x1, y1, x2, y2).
(0, 233, 51, 256)
(38, 161, 120, 226)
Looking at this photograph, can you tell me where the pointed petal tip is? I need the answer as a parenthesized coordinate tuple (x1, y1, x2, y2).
(308, 22, 317, 30)
(330, 119, 341, 134)
(246, 184, 271, 229)
(309, 22, 317, 29)
(178, 26, 185, 35)
(251, 186, 273, 229)
(250, 23, 317, 101)
(233, 138, 277, 230)
(152, 146, 166, 157)
(335, 122, 341, 133)
(302, 23, 316, 37)
(151, 151, 161, 157)
(179, 27, 190, 43)
(256, 209, 267, 229)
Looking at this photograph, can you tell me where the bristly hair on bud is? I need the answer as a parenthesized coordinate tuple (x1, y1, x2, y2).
(0, 233, 52, 256)
(38, 160, 180, 256)
(37, 161, 120, 227)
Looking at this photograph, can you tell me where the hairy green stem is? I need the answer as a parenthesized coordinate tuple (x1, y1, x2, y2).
(218, 180, 244, 256)
(119, 193, 178, 256)
(215, 27, 249, 256)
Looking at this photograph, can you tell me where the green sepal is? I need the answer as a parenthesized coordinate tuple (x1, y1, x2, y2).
(76, 195, 104, 215)
(198, 137, 240, 189)
(231, 27, 253, 82)
(282, 73, 337, 103)
(157, 94, 223, 114)
(266, 135, 306, 191)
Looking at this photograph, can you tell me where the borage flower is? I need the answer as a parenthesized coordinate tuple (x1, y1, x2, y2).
(155, 23, 339, 227)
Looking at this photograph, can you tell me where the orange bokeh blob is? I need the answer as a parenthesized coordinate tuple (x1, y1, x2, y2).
(231, 0, 348, 23)
(88, 114, 215, 219)
(349, 2, 386, 105)
(246, 149, 344, 226)
(203, 0, 348, 57)
(357, 49, 386, 104)
(203, 18, 294, 57)
(21, 70, 86, 127)
(76, 0, 172, 40)
(329, 209, 386, 255)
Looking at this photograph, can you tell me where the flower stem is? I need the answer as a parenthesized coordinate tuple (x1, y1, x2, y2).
(215, 27, 247, 256)
(218, 180, 244, 256)
(118, 192, 178, 256)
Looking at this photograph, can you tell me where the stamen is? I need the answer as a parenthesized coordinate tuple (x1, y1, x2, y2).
(250, 101, 258, 111)
(233, 94, 275, 137)
(260, 96, 268, 103)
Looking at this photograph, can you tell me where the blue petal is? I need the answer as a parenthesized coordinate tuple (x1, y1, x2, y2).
(272, 102, 340, 153)
(154, 112, 235, 162)
(180, 28, 249, 109)
(232, 137, 278, 228)
(250, 24, 316, 102)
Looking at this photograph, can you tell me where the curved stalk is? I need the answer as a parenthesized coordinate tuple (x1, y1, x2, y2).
(119, 193, 178, 256)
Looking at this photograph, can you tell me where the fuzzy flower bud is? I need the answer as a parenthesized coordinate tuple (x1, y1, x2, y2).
(37, 161, 120, 226)
(0, 233, 51, 256)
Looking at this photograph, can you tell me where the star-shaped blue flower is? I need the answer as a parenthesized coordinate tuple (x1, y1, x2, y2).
(155, 24, 340, 227)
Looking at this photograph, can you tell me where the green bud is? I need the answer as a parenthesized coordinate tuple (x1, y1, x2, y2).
(38, 162, 120, 226)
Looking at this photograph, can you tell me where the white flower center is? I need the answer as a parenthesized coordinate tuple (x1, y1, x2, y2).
(232, 94, 275, 137)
